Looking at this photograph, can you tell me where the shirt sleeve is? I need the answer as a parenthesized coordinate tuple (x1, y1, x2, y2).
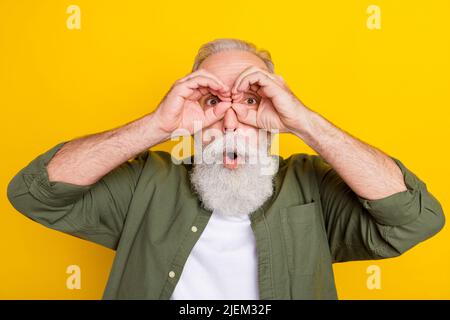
(312, 155, 445, 262)
(7, 141, 148, 250)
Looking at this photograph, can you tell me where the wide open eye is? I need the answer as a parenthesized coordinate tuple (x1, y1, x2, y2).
(205, 96, 220, 106)
(245, 97, 258, 105)
(243, 94, 260, 106)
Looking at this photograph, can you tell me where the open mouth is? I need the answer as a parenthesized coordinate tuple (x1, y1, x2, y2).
(226, 152, 238, 160)
(223, 151, 239, 169)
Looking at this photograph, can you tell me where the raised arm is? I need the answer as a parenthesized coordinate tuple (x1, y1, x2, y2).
(47, 112, 168, 186)
(7, 69, 231, 249)
(231, 66, 445, 260)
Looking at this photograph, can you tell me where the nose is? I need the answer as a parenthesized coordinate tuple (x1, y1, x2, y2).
(222, 107, 239, 133)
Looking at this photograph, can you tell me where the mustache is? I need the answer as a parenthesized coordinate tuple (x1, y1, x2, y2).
(197, 132, 268, 165)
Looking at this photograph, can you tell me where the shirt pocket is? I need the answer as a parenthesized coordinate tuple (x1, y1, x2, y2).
(280, 201, 318, 276)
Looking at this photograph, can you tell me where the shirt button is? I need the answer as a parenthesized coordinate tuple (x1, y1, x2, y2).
(169, 271, 176, 278)
(191, 226, 198, 233)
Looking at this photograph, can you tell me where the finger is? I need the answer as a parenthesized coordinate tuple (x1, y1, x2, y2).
(196, 68, 231, 92)
(190, 85, 223, 101)
(250, 84, 260, 93)
(274, 74, 292, 91)
(232, 103, 258, 127)
(275, 74, 285, 85)
(209, 89, 232, 102)
(231, 83, 262, 101)
(231, 86, 264, 101)
(231, 66, 258, 94)
(172, 76, 226, 99)
(218, 95, 232, 102)
(191, 88, 232, 104)
(203, 101, 232, 126)
(199, 87, 209, 96)
(189, 89, 203, 101)
(234, 71, 281, 100)
(232, 66, 276, 94)
(178, 69, 230, 94)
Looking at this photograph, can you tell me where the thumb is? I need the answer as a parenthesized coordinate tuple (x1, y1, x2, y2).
(203, 101, 232, 127)
(232, 103, 258, 127)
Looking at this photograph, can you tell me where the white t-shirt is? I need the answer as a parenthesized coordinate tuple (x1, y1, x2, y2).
(170, 209, 259, 300)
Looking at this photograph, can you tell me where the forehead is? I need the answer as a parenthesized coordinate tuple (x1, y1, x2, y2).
(198, 50, 269, 87)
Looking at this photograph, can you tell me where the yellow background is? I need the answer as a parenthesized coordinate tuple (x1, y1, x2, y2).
(1, 0, 449, 299)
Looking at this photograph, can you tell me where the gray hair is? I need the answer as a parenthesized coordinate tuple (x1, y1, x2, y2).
(192, 38, 274, 73)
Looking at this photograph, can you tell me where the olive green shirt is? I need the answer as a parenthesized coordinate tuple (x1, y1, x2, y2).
(7, 141, 445, 299)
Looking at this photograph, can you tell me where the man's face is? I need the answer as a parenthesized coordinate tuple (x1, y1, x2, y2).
(190, 50, 278, 216)
(196, 50, 271, 169)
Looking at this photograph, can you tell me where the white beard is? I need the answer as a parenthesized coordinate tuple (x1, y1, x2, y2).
(190, 132, 279, 217)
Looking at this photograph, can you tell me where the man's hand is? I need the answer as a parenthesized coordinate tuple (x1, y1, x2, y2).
(47, 70, 232, 185)
(153, 69, 232, 137)
(230, 66, 310, 133)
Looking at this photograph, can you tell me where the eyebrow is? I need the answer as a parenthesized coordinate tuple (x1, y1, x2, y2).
(242, 90, 260, 97)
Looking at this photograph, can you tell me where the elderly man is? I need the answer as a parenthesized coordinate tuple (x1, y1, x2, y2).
(7, 38, 445, 300)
